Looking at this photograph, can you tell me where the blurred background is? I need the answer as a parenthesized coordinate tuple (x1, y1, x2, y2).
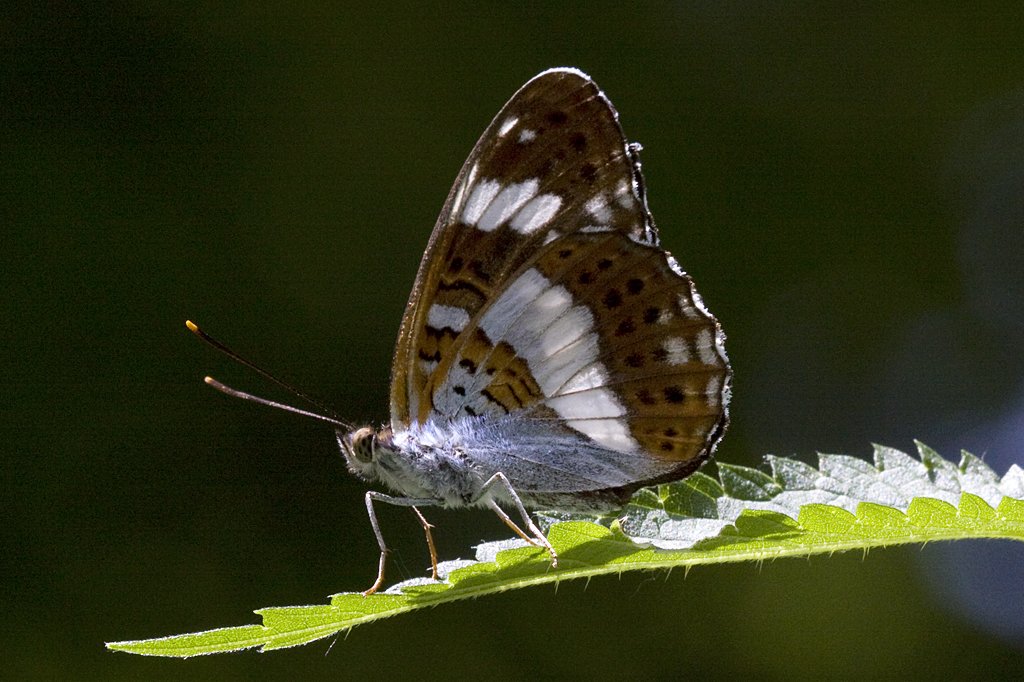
(4, 3, 1024, 679)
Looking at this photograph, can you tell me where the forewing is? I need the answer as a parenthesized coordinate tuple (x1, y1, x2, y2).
(390, 68, 647, 424)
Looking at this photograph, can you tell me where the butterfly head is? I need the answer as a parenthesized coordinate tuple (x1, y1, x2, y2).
(338, 425, 395, 482)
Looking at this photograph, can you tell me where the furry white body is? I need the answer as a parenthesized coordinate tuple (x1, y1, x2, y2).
(341, 413, 680, 514)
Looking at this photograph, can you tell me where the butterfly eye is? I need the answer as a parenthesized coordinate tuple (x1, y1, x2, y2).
(348, 427, 377, 464)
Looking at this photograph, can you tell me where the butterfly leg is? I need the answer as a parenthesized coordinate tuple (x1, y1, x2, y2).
(410, 506, 439, 581)
(363, 491, 438, 596)
(486, 500, 539, 543)
(478, 473, 558, 568)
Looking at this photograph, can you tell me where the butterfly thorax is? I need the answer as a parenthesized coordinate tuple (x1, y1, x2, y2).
(339, 423, 486, 507)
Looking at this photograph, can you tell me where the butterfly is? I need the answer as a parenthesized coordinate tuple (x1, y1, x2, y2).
(192, 67, 731, 595)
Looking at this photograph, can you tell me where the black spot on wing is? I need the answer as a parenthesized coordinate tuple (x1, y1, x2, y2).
(663, 386, 685, 403)
(603, 289, 622, 308)
(547, 109, 568, 125)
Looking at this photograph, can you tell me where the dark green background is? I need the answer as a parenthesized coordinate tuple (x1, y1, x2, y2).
(5, 4, 1024, 679)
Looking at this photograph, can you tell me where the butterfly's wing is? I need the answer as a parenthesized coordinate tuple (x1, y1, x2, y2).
(389, 68, 730, 495)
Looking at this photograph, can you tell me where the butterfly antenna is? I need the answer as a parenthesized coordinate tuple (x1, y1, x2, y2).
(185, 320, 352, 430)
(202, 376, 348, 428)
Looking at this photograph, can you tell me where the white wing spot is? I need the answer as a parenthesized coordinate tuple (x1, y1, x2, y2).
(546, 387, 635, 452)
(427, 304, 470, 332)
(695, 328, 717, 365)
(547, 390, 625, 421)
(509, 285, 574, 354)
(705, 375, 722, 408)
(450, 162, 478, 218)
(663, 337, 689, 365)
(517, 128, 537, 143)
(530, 335, 597, 395)
(477, 179, 539, 232)
(565, 417, 637, 453)
(528, 308, 595, 393)
(476, 267, 639, 453)
(498, 116, 518, 137)
(657, 308, 673, 325)
(614, 179, 636, 208)
(433, 362, 480, 415)
(580, 224, 613, 233)
(585, 194, 613, 223)
(560, 363, 607, 394)
(462, 179, 501, 226)
(542, 229, 560, 244)
(510, 193, 562, 234)
(479, 268, 551, 346)
(678, 293, 702, 320)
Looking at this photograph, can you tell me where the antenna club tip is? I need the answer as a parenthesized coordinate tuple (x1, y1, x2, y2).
(203, 376, 216, 385)
(185, 320, 199, 333)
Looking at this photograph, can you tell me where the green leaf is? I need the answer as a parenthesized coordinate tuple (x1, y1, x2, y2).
(106, 442, 1024, 657)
